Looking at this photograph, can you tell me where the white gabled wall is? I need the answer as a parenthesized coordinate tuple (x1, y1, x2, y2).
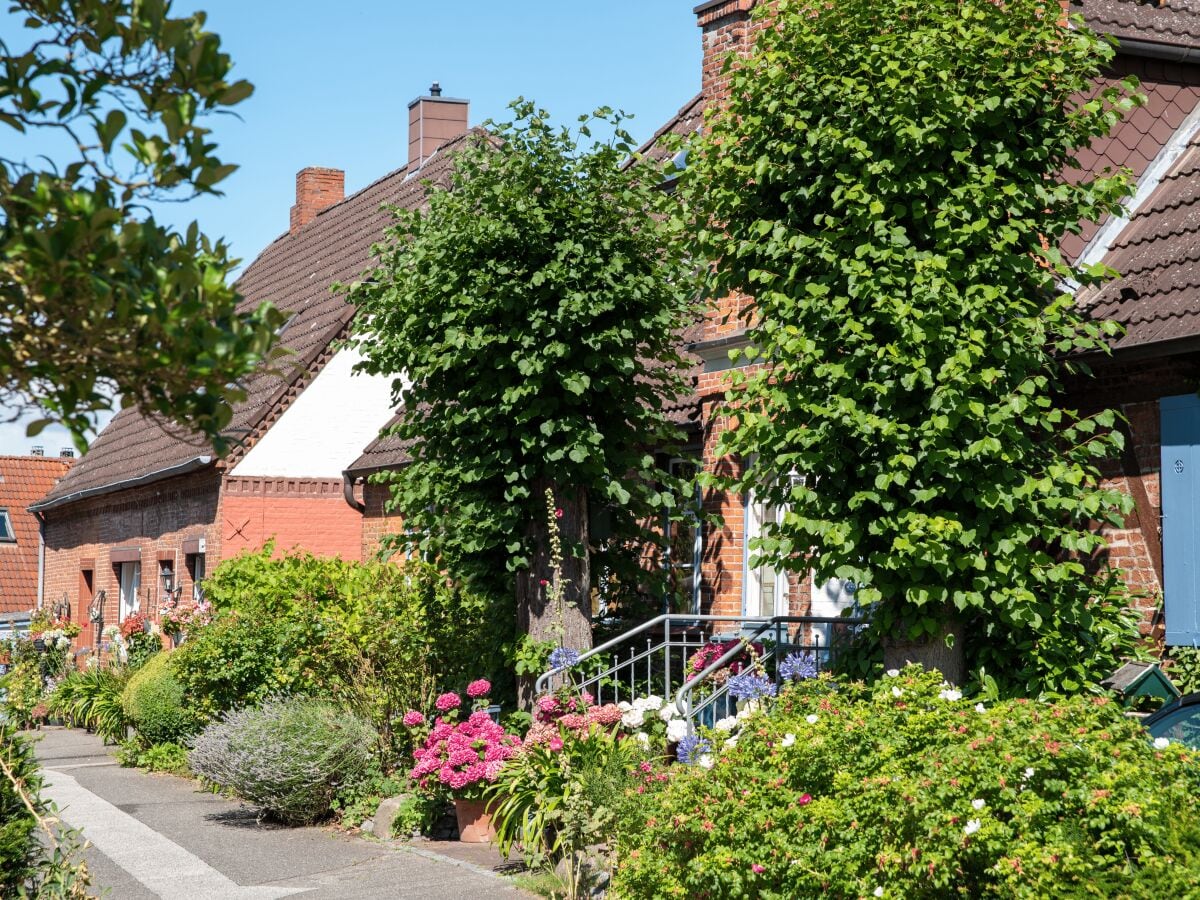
(231, 348, 402, 478)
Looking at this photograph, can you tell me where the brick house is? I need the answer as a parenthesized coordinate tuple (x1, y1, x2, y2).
(30, 87, 472, 650)
(0, 453, 73, 620)
(348, 2, 1200, 644)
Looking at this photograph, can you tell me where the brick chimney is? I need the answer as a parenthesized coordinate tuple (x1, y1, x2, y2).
(289, 166, 345, 234)
(408, 82, 469, 171)
(695, 0, 759, 105)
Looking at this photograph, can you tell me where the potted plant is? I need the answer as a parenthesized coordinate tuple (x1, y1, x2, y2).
(405, 680, 519, 842)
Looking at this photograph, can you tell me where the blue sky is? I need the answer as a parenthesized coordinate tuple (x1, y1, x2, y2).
(0, 1, 702, 456)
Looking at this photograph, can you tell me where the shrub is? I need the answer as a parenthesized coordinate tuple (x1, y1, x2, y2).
(188, 697, 376, 825)
(178, 547, 509, 754)
(0, 722, 41, 894)
(48, 666, 130, 744)
(613, 667, 1200, 898)
(121, 653, 196, 746)
(0, 660, 45, 729)
(116, 741, 190, 776)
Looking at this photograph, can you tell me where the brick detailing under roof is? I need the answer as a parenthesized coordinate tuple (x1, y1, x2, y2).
(1077, 0, 1200, 51)
(1080, 132, 1200, 349)
(38, 133, 478, 510)
(0, 456, 72, 611)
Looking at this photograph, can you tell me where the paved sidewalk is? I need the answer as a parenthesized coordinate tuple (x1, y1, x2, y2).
(31, 727, 526, 899)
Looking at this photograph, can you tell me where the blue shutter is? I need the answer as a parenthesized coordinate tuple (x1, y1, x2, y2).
(1160, 393, 1200, 646)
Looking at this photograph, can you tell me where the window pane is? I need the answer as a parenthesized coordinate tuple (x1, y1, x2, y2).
(0, 510, 12, 541)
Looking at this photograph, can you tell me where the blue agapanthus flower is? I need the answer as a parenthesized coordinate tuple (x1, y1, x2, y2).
(778, 652, 819, 682)
(728, 671, 777, 702)
(675, 734, 712, 765)
(548, 646, 581, 670)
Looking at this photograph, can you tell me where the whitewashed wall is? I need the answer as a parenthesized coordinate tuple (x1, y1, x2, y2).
(231, 348, 402, 478)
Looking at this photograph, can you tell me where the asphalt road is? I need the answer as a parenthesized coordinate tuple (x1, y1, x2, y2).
(31, 727, 526, 899)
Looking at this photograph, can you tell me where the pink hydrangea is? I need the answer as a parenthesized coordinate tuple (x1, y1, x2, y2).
(466, 679, 492, 699)
(586, 704, 623, 726)
(402, 710, 425, 727)
(409, 710, 520, 795)
(549, 736, 564, 752)
(435, 692, 462, 712)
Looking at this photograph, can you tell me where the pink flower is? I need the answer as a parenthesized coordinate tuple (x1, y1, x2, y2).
(555, 508, 564, 518)
(549, 736, 564, 752)
(467, 679, 492, 699)
(435, 692, 462, 712)
(751, 864, 765, 874)
(799, 793, 812, 805)
(402, 710, 425, 727)
(540, 578, 549, 586)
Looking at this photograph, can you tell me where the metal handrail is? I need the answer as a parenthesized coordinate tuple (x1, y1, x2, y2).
(674, 614, 867, 730)
(534, 614, 774, 695)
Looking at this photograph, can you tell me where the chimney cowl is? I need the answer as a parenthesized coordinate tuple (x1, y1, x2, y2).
(289, 166, 345, 234)
(407, 83, 469, 172)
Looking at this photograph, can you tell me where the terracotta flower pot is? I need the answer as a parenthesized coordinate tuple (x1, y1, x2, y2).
(453, 797, 497, 843)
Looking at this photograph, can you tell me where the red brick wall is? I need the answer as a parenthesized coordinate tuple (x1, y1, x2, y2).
(40, 469, 222, 653)
(361, 480, 406, 561)
(221, 476, 362, 562)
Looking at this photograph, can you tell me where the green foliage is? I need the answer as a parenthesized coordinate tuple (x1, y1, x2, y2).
(488, 726, 640, 897)
(116, 741, 190, 776)
(683, 0, 1142, 694)
(329, 759, 408, 829)
(613, 667, 1200, 898)
(1164, 646, 1200, 695)
(188, 697, 377, 826)
(0, 722, 40, 895)
(125, 631, 162, 672)
(388, 793, 442, 839)
(0, 0, 283, 448)
(47, 665, 130, 744)
(176, 547, 510, 753)
(0, 721, 92, 897)
(121, 653, 196, 746)
(0, 660, 44, 729)
(346, 99, 699, 609)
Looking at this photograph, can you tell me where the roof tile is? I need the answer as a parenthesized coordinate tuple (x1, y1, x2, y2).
(0, 456, 72, 611)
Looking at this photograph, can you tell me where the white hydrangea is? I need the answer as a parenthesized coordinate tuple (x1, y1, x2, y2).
(736, 700, 761, 721)
(724, 736, 739, 749)
(621, 707, 646, 729)
(666, 719, 689, 743)
(713, 716, 738, 733)
(634, 732, 650, 750)
(659, 703, 680, 722)
(697, 754, 714, 770)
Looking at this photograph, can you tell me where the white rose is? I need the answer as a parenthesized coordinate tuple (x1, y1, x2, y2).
(964, 819, 981, 836)
(975, 703, 987, 713)
(805, 714, 819, 725)
(891, 686, 903, 698)
(1153, 736, 1171, 750)
(874, 889, 885, 898)
(781, 733, 796, 747)
(938, 688, 963, 702)
(885, 668, 900, 678)
(971, 799, 985, 810)
(666, 719, 689, 743)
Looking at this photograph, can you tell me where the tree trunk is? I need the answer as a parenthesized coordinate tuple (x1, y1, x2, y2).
(882, 613, 966, 686)
(516, 480, 593, 707)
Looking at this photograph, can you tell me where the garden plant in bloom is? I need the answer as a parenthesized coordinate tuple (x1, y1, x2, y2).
(613, 667, 1200, 897)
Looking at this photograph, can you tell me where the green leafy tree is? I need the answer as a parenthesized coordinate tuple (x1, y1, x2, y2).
(684, 0, 1141, 692)
(347, 101, 698, 665)
(1, 0, 282, 449)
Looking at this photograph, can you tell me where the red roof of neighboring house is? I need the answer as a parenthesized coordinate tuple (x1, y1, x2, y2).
(0, 456, 72, 612)
(1076, 0, 1200, 51)
(34, 133, 477, 512)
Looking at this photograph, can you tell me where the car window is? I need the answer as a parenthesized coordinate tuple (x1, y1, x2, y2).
(1146, 705, 1200, 749)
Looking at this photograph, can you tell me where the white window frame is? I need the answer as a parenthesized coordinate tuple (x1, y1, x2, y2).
(743, 486, 787, 618)
(0, 508, 13, 542)
(664, 457, 702, 615)
(118, 561, 141, 621)
(190, 554, 206, 602)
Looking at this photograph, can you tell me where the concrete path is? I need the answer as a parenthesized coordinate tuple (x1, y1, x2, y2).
(31, 727, 526, 899)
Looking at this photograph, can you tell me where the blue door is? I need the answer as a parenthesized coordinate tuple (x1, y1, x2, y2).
(1161, 393, 1200, 646)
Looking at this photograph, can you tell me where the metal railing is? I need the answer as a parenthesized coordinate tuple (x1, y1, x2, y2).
(535, 613, 867, 729)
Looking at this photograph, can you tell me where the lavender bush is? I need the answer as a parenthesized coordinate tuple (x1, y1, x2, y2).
(188, 697, 376, 825)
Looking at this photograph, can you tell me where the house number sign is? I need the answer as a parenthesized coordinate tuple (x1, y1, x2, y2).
(1176, 459, 1186, 474)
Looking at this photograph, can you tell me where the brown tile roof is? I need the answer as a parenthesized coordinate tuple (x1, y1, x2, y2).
(633, 92, 705, 168)
(1077, 0, 1200, 51)
(0, 456, 72, 611)
(1080, 132, 1200, 348)
(35, 134, 477, 511)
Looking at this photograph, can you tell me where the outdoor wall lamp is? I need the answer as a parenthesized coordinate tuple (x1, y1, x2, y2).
(160, 567, 183, 603)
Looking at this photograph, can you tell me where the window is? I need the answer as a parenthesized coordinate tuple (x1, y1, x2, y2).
(744, 489, 787, 617)
(187, 554, 206, 602)
(664, 458, 701, 615)
(118, 562, 141, 621)
(0, 509, 14, 542)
